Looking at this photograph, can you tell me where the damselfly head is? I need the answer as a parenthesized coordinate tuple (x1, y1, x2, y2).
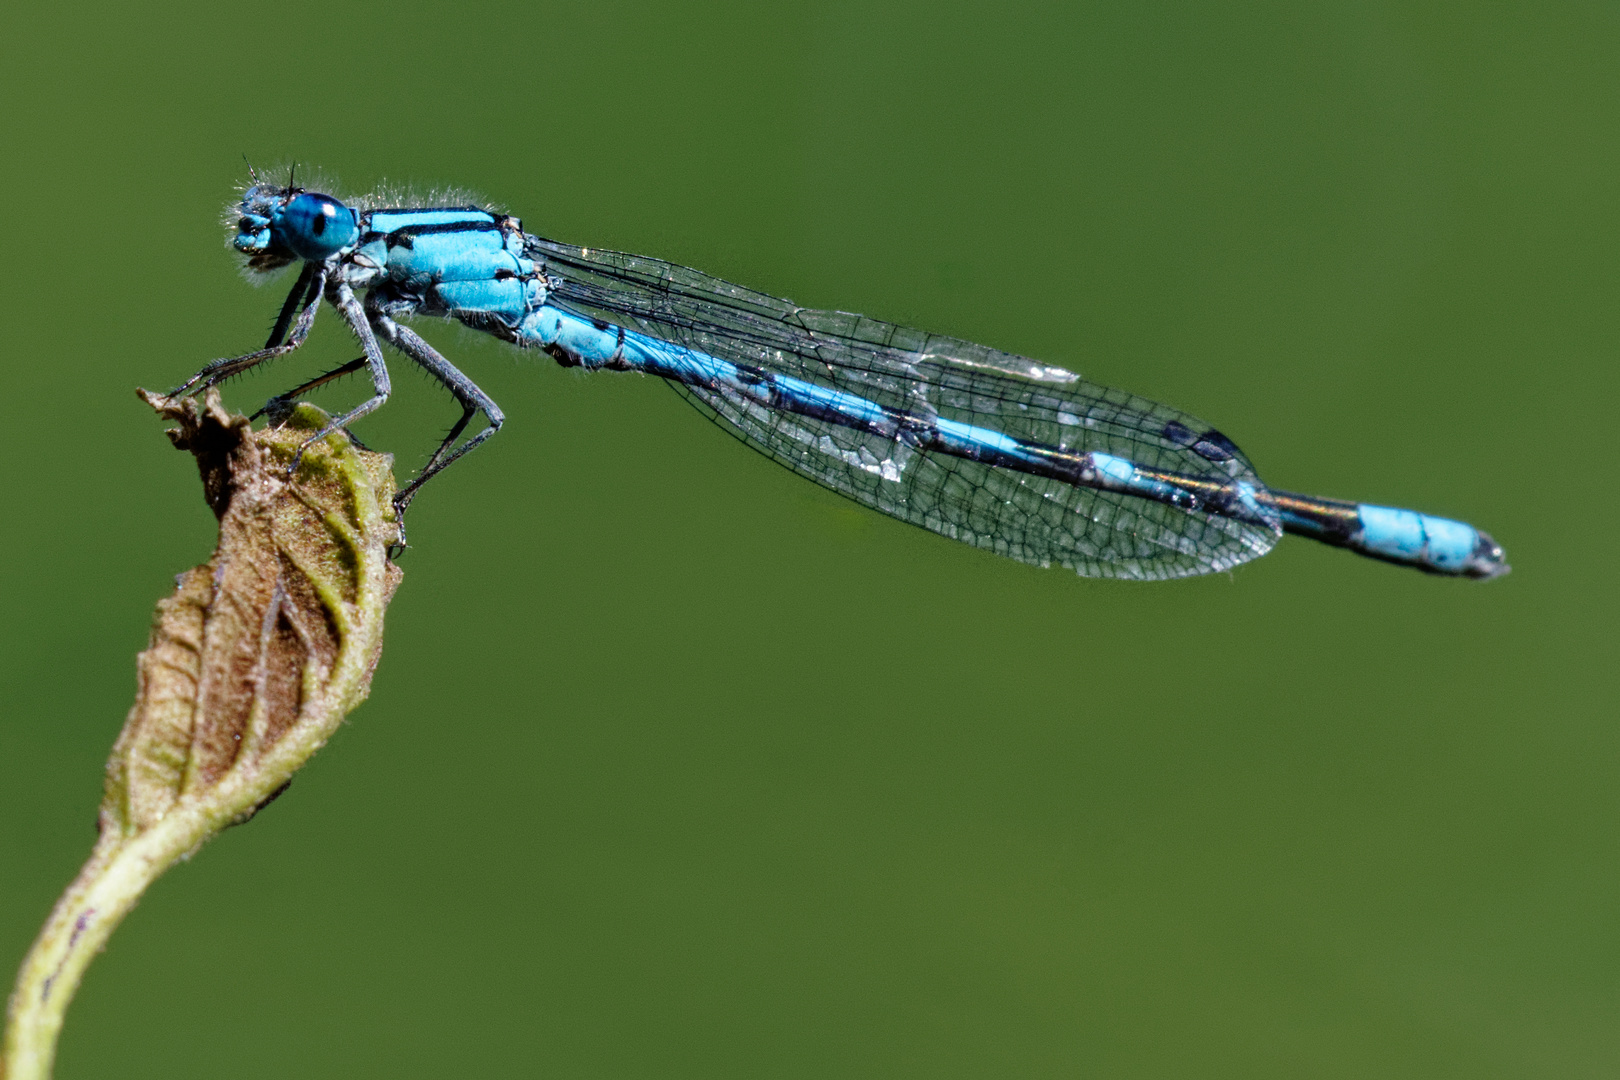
(231, 183, 358, 272)
(233, 183, 297, 271)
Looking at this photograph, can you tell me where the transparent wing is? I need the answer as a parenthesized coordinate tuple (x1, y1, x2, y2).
(526, 236, 1279, 580)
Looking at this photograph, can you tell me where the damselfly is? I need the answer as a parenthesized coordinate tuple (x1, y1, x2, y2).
(172, 173, 1508, 581)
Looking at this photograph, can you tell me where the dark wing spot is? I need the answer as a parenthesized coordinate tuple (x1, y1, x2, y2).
(1191, 428, 1241, 462)
(1165, 420, 1240, 462)
(1162, 420, 1198, 447)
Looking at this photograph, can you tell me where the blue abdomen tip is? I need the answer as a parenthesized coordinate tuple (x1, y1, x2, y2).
(1355, 505, 1509, 579)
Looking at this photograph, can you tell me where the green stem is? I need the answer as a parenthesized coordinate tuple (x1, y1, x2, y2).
(4, 801, 230, 1079)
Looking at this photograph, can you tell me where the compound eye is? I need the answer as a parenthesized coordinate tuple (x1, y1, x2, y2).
(276, 192, 359, 261)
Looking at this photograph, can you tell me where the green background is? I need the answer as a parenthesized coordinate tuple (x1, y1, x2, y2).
(1, 2, 1613, 1076)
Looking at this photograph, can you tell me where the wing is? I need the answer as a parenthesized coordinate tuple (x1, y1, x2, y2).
(525, 236, 1279, 580)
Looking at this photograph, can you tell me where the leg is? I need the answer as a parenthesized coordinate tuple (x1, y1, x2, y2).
(264, 262, 321, 349)
(288, 282, 392, 470)
(170, 266, 328, 397)
(250, 356, 369, 421)
(371, 316, 505, 519)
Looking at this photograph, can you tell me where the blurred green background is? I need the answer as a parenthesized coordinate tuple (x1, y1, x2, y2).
(1, 1, 1614, 1076)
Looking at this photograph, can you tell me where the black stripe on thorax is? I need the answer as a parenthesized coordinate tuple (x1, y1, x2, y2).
(358, 217, 502, 249)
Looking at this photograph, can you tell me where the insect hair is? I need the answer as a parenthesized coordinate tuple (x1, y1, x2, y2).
(224, 164, 500, 282)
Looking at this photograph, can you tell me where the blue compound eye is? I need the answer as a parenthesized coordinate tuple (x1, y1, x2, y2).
(275, 192, 359, 261)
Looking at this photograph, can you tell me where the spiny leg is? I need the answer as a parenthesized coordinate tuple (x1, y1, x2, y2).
(264, 261, 322, 349)
(288, 282, 392, 472)
(371, 316, 505, 521)
(170, 266, 329, 397)
(250, 357, 369, 422)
